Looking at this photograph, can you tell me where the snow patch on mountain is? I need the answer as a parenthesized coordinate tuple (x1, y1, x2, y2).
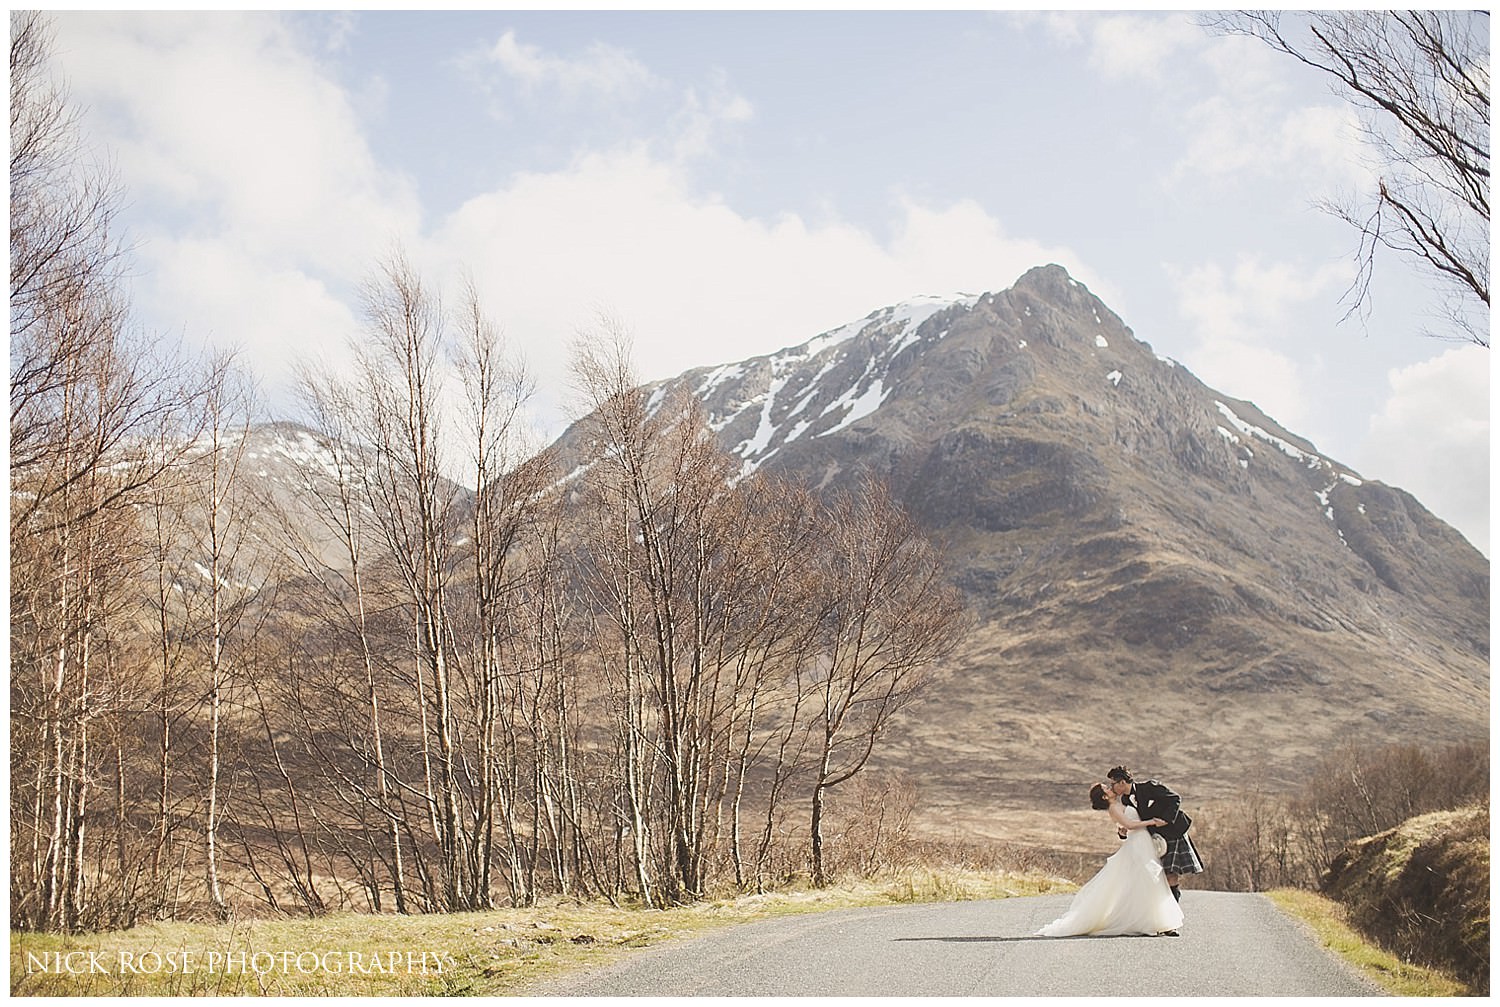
(263, 428, 346, 481)
(696, 363, 744, 399)
(787, 355, 843, 419)
(692, 292, 977, 473)
(737, 375, 792, 457)
(818, 378, 890, 438)
(1215, 401, 1363, 486)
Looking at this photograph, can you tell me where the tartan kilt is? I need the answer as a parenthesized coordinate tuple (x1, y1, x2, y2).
(1160, 833, 1204, 875)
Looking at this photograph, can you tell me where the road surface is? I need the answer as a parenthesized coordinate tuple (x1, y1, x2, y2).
(524, 891, 1383, 997)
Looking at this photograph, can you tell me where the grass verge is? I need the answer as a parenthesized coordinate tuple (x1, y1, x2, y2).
(11, 868, 1071, 997)
(1266, 887, 1470, 997)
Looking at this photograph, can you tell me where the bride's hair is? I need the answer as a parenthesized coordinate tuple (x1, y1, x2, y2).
(1089, 783, 1110, 810)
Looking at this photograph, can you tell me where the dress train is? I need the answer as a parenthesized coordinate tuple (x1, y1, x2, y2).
(1038, 807, 1184, 937)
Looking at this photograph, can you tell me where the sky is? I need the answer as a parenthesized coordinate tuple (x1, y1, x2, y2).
(43, 10, 1490, 555)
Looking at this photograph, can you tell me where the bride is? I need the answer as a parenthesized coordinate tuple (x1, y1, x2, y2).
(1037, 782, 1185, 937)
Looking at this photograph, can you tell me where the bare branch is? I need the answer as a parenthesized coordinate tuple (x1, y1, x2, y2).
(1205, 11, 1489, 343)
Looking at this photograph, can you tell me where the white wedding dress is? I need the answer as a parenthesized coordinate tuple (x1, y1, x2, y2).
(1038, 804, 1184, 937)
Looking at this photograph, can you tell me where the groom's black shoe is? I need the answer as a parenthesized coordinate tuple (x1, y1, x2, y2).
(1160, 930, 1180, 937)
(1170, 885, 1181, 902)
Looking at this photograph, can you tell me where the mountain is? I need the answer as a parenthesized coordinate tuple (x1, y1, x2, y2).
(234, 265, 1485, 845)
(549, 264, 1488, 838)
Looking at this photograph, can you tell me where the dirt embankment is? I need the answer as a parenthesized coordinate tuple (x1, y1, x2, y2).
(1322, 804, 1488, 994)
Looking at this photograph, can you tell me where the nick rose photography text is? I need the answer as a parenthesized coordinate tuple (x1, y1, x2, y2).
(24, 949, 460, 976)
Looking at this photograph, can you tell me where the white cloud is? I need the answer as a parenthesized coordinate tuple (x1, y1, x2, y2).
(312, 12, 357, 55)
(1170, 93, 1367, 194)
(1357, 345, 1490, 555)
(1035, 12, 1239, 84)
(1164, 26, 1371, 197)
(670, 72, 755, 162)
(43, 12, 1092, 449)
(1167, 256, 1352, 431)
(1193, 21, 1298, 97)
(1082, 13, 1202, 82)
(1166, 257, 1490, 557)
(54, 14, 421, 276)
(459, 29, 749, 168)
(1031, 14, 1368, 200)
(480, 29, 660, 102)
(139, 237, 361, 394)
(54, 9, 1089, 441)
(427, 149, 1089, 435)
(1192, 341, 1307, 426)
(49, 12, 419, 415)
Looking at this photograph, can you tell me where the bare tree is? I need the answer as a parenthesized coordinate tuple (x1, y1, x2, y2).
(451, 272, 555, 906)
(141, 457, 206, 921)
(9, 11, 214, 932)
(569, 325, 658, 903)
(10, 12, 203, 531)
(187, 360, 262, 921)
(714, 476, 824, 891)
(569, 326, 964, 901)
(10, 10, 123, 433)
(353, 251, 472, 909)
(288, 250, 555, 914)
(1191, 738, 1487, 893)
(1205, 11, 1490, 344)
(516, 510, 599, 898)
(292, 369, 411, 913)
(571, 324, 751, 903)
(806, 480, 965, 888)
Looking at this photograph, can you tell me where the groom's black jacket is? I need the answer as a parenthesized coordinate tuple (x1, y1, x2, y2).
(1124, 780, 1192, 840)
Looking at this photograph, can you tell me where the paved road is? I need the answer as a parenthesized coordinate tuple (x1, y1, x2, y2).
(525, 892, 1384, 997)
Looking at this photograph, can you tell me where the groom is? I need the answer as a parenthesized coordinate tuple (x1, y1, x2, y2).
(1108, 766, 1203, 925)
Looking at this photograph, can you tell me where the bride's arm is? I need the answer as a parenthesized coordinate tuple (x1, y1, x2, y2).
(1106, 804, 1164, 830)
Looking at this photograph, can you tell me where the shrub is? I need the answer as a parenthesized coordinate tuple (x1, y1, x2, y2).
(1322, 805, 1489, 994)
(1191, 739, 1487, 893)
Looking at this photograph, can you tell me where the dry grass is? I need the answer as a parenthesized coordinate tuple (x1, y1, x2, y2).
(1267, 888, 1470, 997)
(11, 867, 1072, 997)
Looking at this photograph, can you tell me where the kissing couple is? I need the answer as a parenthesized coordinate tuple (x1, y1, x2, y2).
(1038, 766, 1204, 938)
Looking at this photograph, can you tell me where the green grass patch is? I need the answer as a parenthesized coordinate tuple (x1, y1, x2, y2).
(1267, 888, 1470, 997)
(12, 867, 1071, 996)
